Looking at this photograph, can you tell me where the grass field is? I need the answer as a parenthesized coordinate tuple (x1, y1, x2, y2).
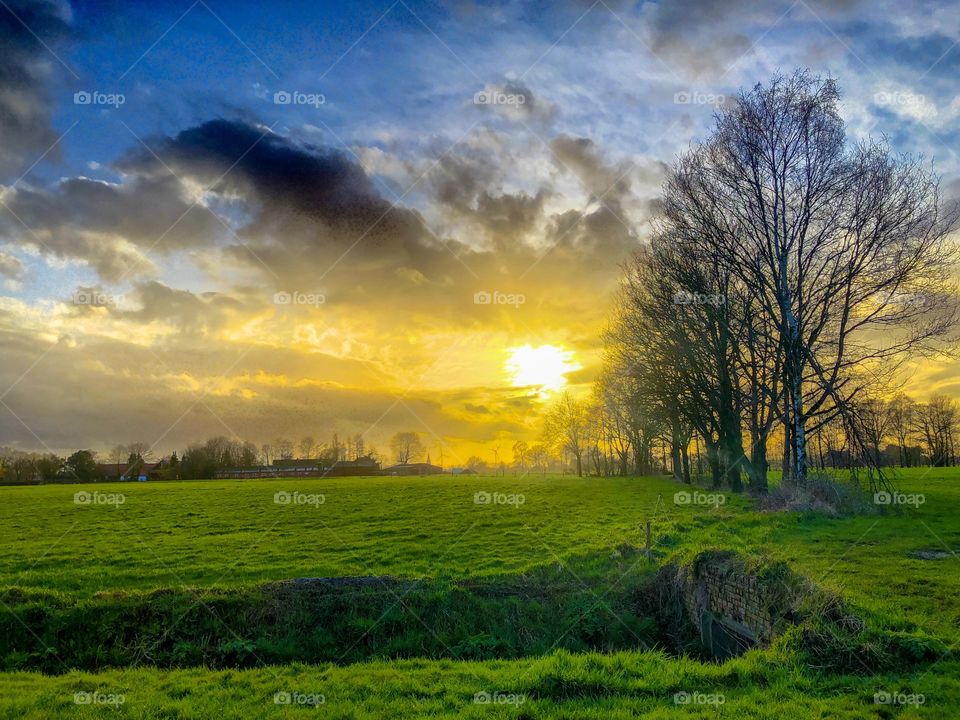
(0, 469, 958, 718)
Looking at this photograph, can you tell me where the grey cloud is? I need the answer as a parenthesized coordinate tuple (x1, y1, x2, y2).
(1, 174, 228, 280)
(0, 0, 71, 180)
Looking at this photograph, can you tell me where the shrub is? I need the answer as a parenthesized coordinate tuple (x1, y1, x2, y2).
(760, 473, 877, 516)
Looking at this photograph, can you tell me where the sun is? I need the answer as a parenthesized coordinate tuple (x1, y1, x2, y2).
(505, 344, 581, 393)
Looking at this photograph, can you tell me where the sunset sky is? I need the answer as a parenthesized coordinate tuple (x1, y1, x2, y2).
(2, 0, 959, 463)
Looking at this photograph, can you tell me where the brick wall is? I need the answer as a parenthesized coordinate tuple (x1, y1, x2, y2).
(682, 556, 776, 655)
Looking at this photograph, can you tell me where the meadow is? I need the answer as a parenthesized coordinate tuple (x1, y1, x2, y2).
(0, 469, 957, 717)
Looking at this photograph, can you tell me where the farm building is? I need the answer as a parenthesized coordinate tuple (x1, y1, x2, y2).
(382, 462, 443, 476)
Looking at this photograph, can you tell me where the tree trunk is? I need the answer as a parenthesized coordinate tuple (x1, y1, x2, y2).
(670, 414, 683, 481)
(748, 440, 769, 494)
(705, 438, 722, 489)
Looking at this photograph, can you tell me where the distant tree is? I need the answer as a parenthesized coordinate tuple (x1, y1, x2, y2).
(181, 437, 258, 479)
(390, 432, 424, 464)
(109, 444, 127, 475)
(914, 396, 958, 466)
(66, 450, 98, 482)
(511, 440, 529, 473)
(528, 444, 549, 475)
(260, 443, 274, 465)
(352, 434, 365, 460)
(126, 441, 152, 462)
(464, 455, 488, 472)
(543, 393, 589, 477)
(9, 454, 38, 484)
(275, 438, 293, 460)
(298, 436, 316, 459)
(35, 454, 62, 482)
(163, 451, 181, 480)
(888, 394, 916, 467)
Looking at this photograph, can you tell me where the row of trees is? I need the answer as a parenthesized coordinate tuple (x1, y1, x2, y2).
(855, 394, 960, 468)
(537, 389, 960, 480)
(0, 445, 159, 483)
(544, 71, 958, 490)
(609, 71, 956, 493)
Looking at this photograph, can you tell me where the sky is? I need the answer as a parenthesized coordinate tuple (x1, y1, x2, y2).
(1, 0, 959, 463)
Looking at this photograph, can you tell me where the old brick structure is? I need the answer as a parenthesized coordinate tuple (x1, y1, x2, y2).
(681, 553, 792, 658)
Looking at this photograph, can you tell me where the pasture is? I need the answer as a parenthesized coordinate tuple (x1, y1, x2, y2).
(0, 469, 958, 718)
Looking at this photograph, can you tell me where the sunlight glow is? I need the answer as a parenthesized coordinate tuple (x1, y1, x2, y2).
(505, 344, 581, 393)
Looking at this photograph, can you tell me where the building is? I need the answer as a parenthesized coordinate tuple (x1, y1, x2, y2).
(382, 462, 443, 476)
(94, 460, 164, 482)
(214, 455, 382, 479)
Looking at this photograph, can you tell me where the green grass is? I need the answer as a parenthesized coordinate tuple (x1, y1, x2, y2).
(0, 473, 715, 595)
(0, 651, 956, 719)
(1, 468, 958, 717)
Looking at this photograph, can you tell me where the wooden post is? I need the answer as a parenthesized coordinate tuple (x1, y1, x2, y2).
(645, 519, 652, 558)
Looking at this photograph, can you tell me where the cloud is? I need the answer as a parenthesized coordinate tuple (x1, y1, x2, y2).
(1, 174, 228, 280)
(643, 0, 865, 78)
(0, 250, 24, 281)
(0, 0, 72, 180)
(473, 80, 556, 123)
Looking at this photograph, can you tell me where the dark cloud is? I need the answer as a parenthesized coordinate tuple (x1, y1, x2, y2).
(430, 152, 549, 247)
(115, 119, 475, 286)
(0, 0, 71, 180)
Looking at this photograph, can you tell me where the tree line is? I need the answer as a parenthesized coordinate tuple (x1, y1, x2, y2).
(543, 71, 958, 491)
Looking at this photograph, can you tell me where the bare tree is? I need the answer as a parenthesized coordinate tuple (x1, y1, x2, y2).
(390, 431, 424, 464)
(543, 392, 589, 477)
(914, 396, 958, 466)
(887, 393, 916, 467)
(298, 436, 316, 459)
(658, 70, 957, 485)
(511, 440, 528, 474)
(275, 438, 293, 460)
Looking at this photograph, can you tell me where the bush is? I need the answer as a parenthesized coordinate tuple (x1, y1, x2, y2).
(760, 473, 877, 516)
